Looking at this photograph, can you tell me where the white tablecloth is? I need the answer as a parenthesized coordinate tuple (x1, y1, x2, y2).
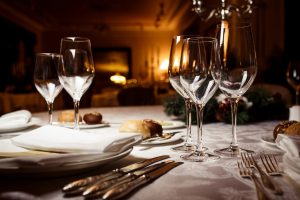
(0, 105, 299, 200)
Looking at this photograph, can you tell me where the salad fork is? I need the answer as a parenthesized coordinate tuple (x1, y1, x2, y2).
(237, 161, 272, 200)
(260, 154, 283, 176)
(241, 153, 283, 195)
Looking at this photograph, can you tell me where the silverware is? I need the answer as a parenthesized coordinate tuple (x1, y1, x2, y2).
(83, 160, 175, 199)
(101, 161, 183, 200)
(142, 131, 181, 142)
(241, 153, 283, 195)
(260, 154, 283, 176)
(237, 161, 272, 200)
(62, 155, 170, 195)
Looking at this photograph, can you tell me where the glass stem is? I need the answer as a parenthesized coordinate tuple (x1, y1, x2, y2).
(230, 99, 239, 149)
(47, 101, 53, 125)
(195, 104, 204, 155)
(74, 100, 80, 130)
(184, 99, 193, 146)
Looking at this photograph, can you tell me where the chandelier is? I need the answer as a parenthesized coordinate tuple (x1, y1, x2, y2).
(191, 0, 254, 21)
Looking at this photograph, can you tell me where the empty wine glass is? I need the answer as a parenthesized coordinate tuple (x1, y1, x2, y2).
(58, 37, 95, 130)
(180, 37, 220, 162)
(168, 35, 195, 153)
(286, 60, 300, 104)
(213, 21, 257, 157)
(34, 53, 63, 124)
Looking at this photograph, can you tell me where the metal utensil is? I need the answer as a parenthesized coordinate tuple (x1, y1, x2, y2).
(237, 161, 272, 200)
(102, 161, 183, 200)
(241, 153, 283, 195)
(260, 154, 283, 176)
(83, 160, 175, 199)
(62, 155, 170, 194)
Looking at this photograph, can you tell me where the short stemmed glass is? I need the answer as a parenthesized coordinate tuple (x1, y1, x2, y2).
(213, 22, 257, 157)
(34, 53, 63, 124)
(168, 35, 195, 153)
(286, 60, 300, 105)
(58, 37, 95, 130)
(180, 37, 220, 162)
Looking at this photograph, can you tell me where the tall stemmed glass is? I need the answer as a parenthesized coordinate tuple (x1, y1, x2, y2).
(180, 37, 220, 162)
(34, 53, 63, 124)
(286, 60, 300, 105)
(58, 37, 95, 130)
(168, 35, 195, 153)
(213, 22, 257, 157)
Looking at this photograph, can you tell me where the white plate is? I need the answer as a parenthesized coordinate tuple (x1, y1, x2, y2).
(261, 135, 277, 147)
(52, 121, 109, 129)
(161, 121, 185, 130)
(0, 148, 132, 177)
(140, 133, 183, 145)
(0, 117, 41, 133)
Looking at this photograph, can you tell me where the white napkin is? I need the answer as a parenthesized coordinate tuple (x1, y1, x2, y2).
(0, 110, 32, 127)
(275, 134, 300, 184)
(11, 125, 142, 153)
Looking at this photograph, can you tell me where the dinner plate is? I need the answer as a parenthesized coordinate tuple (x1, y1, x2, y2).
(161, 120, 185, 130)
(0, 148, 132, 177)
(0, 117, 42, 133)
(260, 135, 277, 148)
(52, 121, 109, 129)
(140, 133, 183, 145)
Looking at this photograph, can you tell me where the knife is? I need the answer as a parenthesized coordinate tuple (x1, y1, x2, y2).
(62, 155, 170, 194)
(101, 161, 183, 200)
(83, 160, 175, 199)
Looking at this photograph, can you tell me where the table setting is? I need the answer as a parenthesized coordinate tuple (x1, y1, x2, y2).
(0, 28, 300, 200)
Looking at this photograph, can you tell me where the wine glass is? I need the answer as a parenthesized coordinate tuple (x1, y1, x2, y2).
(58, 37, 95, 130)
(286, 60, 300, 105)
(168, 35, 195, 153)
(179, 37, 220, 162)
(34, 53, 63, 124)
(213, 21, 257, 157)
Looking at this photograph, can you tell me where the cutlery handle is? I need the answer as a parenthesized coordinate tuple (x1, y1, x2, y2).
(250, 173, 273, 200)
(102, 175, 148, 200)
(253, 160, 283, 195)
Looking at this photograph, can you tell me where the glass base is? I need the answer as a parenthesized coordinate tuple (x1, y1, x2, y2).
(180, 151, 220, 162)
(214, 146, 254, 157)
(171, 144, 208, 153)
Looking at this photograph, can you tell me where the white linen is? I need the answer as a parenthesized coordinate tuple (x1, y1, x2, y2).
(275, 134, 300, 184)
(0, 110, 32, 127)
(11, 125, 142, 153)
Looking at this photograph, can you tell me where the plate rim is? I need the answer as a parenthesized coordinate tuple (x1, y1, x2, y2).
(52, 121, 109, 129)
(0, 117, 41, 133)
(261, 135, 276, 146)
(140, 133, 183, 145)
(161, 120, 185, 130)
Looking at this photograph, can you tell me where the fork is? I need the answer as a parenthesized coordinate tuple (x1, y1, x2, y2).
(237, 161, 272, 200)
(241, 153, 283, 195)
(260, 154, 283, 176)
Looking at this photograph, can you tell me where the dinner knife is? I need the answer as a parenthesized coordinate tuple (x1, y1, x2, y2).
(62, 155, 170, 194)
(83, 159, 175, 198)
(101, 161, 183, 200)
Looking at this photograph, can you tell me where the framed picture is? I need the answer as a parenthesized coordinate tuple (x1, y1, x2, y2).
(93, 47, 132, 78)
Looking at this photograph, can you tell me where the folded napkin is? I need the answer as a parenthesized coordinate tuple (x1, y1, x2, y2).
(11, 125, 142, 153)
(275, 134, 300, 184)
(0, 110, 32, 127)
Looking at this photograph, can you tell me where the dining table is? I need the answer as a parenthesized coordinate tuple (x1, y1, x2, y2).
(0, 105, 299, 200)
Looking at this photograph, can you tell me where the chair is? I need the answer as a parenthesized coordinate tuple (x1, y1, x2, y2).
(117, 86, 155, 106)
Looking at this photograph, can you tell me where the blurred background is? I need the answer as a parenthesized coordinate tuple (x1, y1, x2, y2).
(0, 0, 298, 114)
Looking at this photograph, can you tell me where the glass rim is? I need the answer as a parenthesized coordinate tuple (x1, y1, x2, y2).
(61, 37, 91, 42)
(36, 53, 62, 57)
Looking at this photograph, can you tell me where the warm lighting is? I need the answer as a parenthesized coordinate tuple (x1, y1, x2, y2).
(110, 73, 126, 85)
(159, 59, 169, 71)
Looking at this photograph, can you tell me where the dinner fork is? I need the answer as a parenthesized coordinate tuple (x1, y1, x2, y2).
(241, 153, 283, 195)
(260, 154, 283, 176)
(237, 161, 272, 200)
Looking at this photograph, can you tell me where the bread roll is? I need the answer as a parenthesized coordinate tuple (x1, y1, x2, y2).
(58, 111, 82, 123)
(83, 112, 102, 124)
(273, 120, 297, 140)
(119, 119, 163, 139)
(285, 122, 300, 136)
